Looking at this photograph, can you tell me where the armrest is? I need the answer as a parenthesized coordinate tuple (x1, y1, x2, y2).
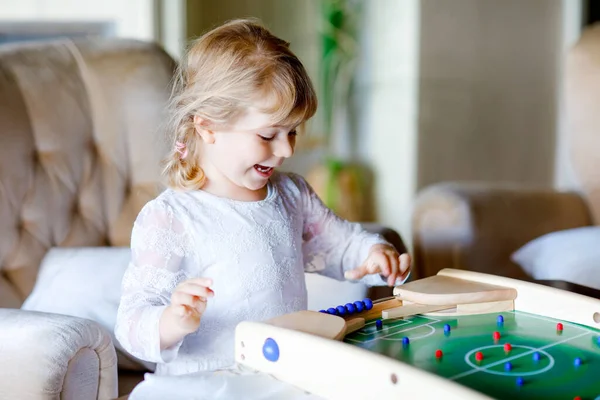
(0, 309, 118, 400)
(412, 182, 593, 280)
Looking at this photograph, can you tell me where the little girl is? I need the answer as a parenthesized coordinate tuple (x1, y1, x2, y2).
(115, 18, 410, 397)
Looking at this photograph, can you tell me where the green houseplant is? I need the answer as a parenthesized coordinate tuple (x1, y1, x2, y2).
(307, 0, 375, 222)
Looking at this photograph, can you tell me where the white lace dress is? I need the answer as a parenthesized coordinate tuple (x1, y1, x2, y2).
(115, 172, 390, 379)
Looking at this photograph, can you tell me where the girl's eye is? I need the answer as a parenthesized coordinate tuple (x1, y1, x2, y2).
(258, 130, 296, 141)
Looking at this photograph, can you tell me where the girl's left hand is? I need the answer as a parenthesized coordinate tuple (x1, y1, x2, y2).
(345, 244, 411, 286)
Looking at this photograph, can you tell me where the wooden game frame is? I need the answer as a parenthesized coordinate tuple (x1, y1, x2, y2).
(234, 269, 600, 400)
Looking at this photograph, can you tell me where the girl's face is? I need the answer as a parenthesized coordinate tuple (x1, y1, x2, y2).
(195, 106, 298, 201)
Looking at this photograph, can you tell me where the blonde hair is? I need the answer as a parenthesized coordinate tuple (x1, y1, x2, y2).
(163, 18, 318, 190)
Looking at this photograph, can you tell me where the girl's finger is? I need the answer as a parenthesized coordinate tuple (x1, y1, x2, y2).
(194, 298, 208, 314)
(178, 283, 214, 299)
(186, 277, 213, 287)
(172, 291, 198, 307)
(181, 305, 201, 324)
(399, 253, 411, 276)
(344, 264, 369, 280)
(368, 252, 389, 275)
(387, 254, 400, 286)
(173, 304, 188, 317)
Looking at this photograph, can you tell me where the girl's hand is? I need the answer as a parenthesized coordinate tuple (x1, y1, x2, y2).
(167, 277, 214, 334)
(345, 244, 411, 286)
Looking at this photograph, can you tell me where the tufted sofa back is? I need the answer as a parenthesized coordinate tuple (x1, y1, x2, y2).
(0, 38, 175, 307)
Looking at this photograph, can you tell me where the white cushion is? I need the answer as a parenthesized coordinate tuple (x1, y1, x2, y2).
(305, 273, 368, 311)
(21, 246, 154, 371)
(511, 226, 600, 290)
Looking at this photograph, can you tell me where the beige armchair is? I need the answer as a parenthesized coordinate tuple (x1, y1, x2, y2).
(0, 38, 175, 399)
(0, 38, 404, 399)
(411, 24, 600, 281)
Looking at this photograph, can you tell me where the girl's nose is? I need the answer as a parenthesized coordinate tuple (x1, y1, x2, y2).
(273, 136, 294, 158)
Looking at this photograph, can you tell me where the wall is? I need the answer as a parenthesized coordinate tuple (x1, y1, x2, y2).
(185, 0, 319, 83)
(416, 0, 565, 190)
(555, 0, 584, 191)
(157, 0, 186, 60)
(354, 0, 420, 246)
(0, 0, 155, 40)
(355, 0, 578, 247)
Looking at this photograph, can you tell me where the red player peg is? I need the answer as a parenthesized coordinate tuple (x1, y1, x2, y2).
(493, 331, 501, 341)
(435, 349, 443, 359)
(573, 397, 581, 400)
(475, 351, 484, 362)
(504, 343, 512, 353)
(557, 323, 564, 331)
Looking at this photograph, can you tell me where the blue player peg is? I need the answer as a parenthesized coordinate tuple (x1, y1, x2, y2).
(345, 303, 356, 314)
(574, 357, 582, 367)
(363, 298, 373, 311)
(443, 324, 451, 333)
(402, 337, 410, 345)
(376, 319, 383, 330)
(516, 377, 524, 386)
(532, 352, 541, 362)
(262, 338, 280, 362)
(353, 300, 365, 312)
(497, 315, 504, 324)
(504, 362, 512, 371)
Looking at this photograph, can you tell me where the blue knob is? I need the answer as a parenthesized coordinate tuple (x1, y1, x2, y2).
(516, 377, 524, 386)
(262, 338, 279, 362)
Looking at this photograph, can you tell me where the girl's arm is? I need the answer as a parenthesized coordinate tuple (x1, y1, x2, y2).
(294, 174, 394, 286)
(114, 199, 191, 363)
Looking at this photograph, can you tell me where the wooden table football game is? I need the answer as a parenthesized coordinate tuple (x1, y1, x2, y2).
(234, 269, 600, 400)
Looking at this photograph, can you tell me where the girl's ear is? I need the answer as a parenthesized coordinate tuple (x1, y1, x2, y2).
(193, 115, 215, 144)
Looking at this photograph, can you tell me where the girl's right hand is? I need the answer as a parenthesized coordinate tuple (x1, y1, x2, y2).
(168, 277, 214, 333)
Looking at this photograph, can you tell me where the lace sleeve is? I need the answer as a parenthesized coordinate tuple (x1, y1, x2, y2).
(114, 198, 191, 364)
(294, 175, 390, 286)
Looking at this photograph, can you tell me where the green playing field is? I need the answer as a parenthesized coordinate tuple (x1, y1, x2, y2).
(344, 311, 600, 400)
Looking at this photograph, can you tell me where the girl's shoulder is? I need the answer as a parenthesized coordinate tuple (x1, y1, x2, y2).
(136, 188, 195, 221)
(271, 171, 312, 198)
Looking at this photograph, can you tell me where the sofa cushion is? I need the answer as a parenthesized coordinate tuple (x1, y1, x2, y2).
(21, 246, 155, 372)
(511, 226, 600, 290)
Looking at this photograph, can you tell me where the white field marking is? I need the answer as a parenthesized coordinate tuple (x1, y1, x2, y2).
(449, 331, 590, 381)
(355, 318, 412, 336)
(417, 315, 443, 323)
(381, 324, 436, 342)
(347, 319, 441, 344)
(464, 345, 555, 376)
(508, 311, 589, 333)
